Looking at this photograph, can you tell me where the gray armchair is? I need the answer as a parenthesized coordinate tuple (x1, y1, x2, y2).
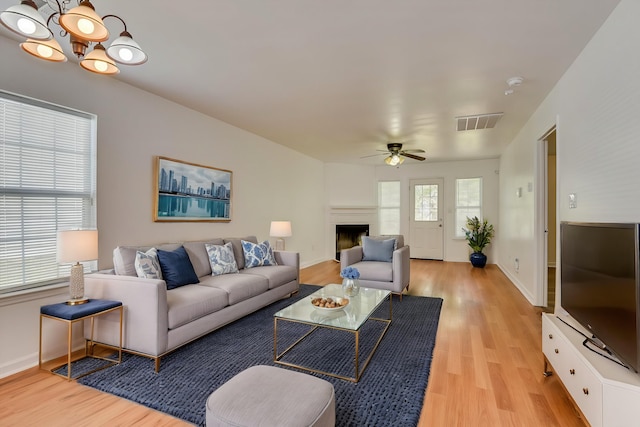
(340, 235, 410, 296)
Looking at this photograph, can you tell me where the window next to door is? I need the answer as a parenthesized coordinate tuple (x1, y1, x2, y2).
(378, 181, 400, 235)
(455, 177, 482, 238)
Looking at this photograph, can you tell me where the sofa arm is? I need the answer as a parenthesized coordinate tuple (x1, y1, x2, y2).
(392, 245, 410, 290)
(274, 250, 300, 281)
(84, 273, 169, 356)
(340, 246, 363, 270)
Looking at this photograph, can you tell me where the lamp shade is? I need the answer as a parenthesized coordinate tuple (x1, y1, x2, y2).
(270, 221, 292, 238)
(106, 31, 148, 65)
(21, 38, 67, 62)
(59, 0, 109, 42)
(80, 43, 119, 75)
(0, 0, 52, 40)
(57, 229, 99, 263)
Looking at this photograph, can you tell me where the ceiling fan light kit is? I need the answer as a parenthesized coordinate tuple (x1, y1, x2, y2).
(385, 153, 404, 166)
(0, 0, 147, 75)
(374, 142, 426, 166)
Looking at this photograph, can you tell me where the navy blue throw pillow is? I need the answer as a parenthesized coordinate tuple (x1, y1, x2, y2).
(362, 237, 396, 262)
(157, 246, 199, 289)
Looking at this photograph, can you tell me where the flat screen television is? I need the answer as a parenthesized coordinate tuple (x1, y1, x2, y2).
(560, 221, 640, 372)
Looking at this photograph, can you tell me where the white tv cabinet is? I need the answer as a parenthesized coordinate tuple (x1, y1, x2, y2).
(542, 314, 640, 427)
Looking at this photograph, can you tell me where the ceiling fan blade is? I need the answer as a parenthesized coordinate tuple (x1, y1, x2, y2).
(402, 149, 426, 154)
(360, 153, 388, 158)
(400, 152, 426, 161)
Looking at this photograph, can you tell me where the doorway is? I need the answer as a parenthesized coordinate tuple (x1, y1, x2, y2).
(538, 128, 557, 312)
(409, 178, 444, 260)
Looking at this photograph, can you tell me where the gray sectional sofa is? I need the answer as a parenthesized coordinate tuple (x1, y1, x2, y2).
(84, 236, 299, 371)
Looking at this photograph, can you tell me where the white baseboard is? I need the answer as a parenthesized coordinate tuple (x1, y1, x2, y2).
(0, 352, 38, 379)
(496, 262, 537, 306)
(300, 257, 331, 269)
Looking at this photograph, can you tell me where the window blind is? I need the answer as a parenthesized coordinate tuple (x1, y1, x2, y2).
(0, 91, 97, 293)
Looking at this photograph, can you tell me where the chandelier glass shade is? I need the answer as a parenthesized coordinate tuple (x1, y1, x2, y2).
(0, 0, 52, 39)
(80, 42, 118, 74)
(58, 1, 108, 42)
(21, 37, 67, 62)
(0, 0, 147, 75)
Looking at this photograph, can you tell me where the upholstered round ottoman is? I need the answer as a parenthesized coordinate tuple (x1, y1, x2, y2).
(206, 365, 335, 427)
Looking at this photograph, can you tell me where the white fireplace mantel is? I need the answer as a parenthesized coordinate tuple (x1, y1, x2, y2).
(328, 206, 378, 260)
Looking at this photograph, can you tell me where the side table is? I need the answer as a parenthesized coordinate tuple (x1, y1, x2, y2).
(39, 299, 123, 380)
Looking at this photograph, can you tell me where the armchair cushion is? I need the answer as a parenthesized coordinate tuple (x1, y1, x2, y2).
(362, 236, 395, 262)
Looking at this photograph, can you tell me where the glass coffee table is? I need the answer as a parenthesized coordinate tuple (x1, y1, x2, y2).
(273, 283, 392, 382)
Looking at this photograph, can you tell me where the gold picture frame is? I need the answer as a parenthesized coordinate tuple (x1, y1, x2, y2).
(153, 156, 232, 222)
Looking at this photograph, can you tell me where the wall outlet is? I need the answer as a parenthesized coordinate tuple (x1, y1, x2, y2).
(569, 193, 577, 209)
(514, 257, 520, 272)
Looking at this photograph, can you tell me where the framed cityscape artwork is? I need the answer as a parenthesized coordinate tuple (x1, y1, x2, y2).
(153, 156, 232, 222)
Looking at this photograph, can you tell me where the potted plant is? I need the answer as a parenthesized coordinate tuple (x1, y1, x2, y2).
(462, 216, 494, 268)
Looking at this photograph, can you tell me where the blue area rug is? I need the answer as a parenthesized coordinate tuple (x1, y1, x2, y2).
(79, 285, 443, 426)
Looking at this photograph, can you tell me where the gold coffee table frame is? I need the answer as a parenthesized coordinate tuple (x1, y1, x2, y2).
(274, 284, 392, 383)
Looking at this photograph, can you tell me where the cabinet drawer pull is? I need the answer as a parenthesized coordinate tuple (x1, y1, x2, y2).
(555, 349, 559, 354)
(548, 334, 553, 339)
(570, 369, 575, 375)
(583, 388, 589, 395)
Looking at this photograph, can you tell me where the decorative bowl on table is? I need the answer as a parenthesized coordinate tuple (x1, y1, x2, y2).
(311, 296, 349, 311)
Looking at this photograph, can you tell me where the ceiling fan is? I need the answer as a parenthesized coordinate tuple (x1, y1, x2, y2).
(364, 143, 426, 166)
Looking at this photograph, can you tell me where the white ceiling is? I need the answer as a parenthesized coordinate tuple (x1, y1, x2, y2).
(0, 0, 621, 164)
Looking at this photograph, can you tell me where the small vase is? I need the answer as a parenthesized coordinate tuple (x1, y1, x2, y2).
(342, 278, 360, 297)
(469, 252, 487, 268)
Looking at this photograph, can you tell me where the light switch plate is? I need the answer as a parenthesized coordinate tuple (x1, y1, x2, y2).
(569, 193, 577, 209)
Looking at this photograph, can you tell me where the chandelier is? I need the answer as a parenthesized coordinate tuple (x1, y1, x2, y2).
(0, 0, 147, 75)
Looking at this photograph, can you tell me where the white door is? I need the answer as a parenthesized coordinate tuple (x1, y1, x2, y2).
(409, 178, 444, 260)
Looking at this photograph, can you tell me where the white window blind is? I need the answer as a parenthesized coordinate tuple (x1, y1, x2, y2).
(378, 181, 400, 235)
(0, 91, 97, 293)
(455, 177, 482, 238)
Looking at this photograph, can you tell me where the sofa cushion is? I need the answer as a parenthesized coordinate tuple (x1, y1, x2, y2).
(166, 285, 229, 330)
(113, 243, 182, 276)
(223, 236, 257, 270)
(134, 248, 163, 279)
(362, 236, 395, 262)
(157, 246, 200, 290)
(205, 242, 239, 276)
(114, 246, 152, 276)
(242, 240, 277, 268)
(199, 273, 269, 305)
(240, 265, 297, 289)
(350, 261, 393, 282)
(184, 239, 225, 278)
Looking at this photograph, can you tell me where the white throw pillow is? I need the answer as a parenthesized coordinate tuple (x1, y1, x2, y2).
(134, 248, 163, 279)
(205, 242, 239, 276)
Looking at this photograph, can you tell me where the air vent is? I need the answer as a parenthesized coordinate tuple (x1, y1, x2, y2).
(456, 113, 504, 131)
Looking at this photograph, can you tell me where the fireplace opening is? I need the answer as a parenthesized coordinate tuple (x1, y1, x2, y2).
(336, 224, 369, 261)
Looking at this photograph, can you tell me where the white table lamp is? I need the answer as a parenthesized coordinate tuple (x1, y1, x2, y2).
(57, 229, 98, 305)
(270, 221, 292, 251)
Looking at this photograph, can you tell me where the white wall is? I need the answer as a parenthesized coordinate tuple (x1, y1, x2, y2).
(498, 0, 640, 306)
(325, 159, 500, 262)
(0, 35, 325, 377)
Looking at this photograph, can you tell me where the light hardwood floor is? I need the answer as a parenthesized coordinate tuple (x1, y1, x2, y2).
(0, 260, 584, 426)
